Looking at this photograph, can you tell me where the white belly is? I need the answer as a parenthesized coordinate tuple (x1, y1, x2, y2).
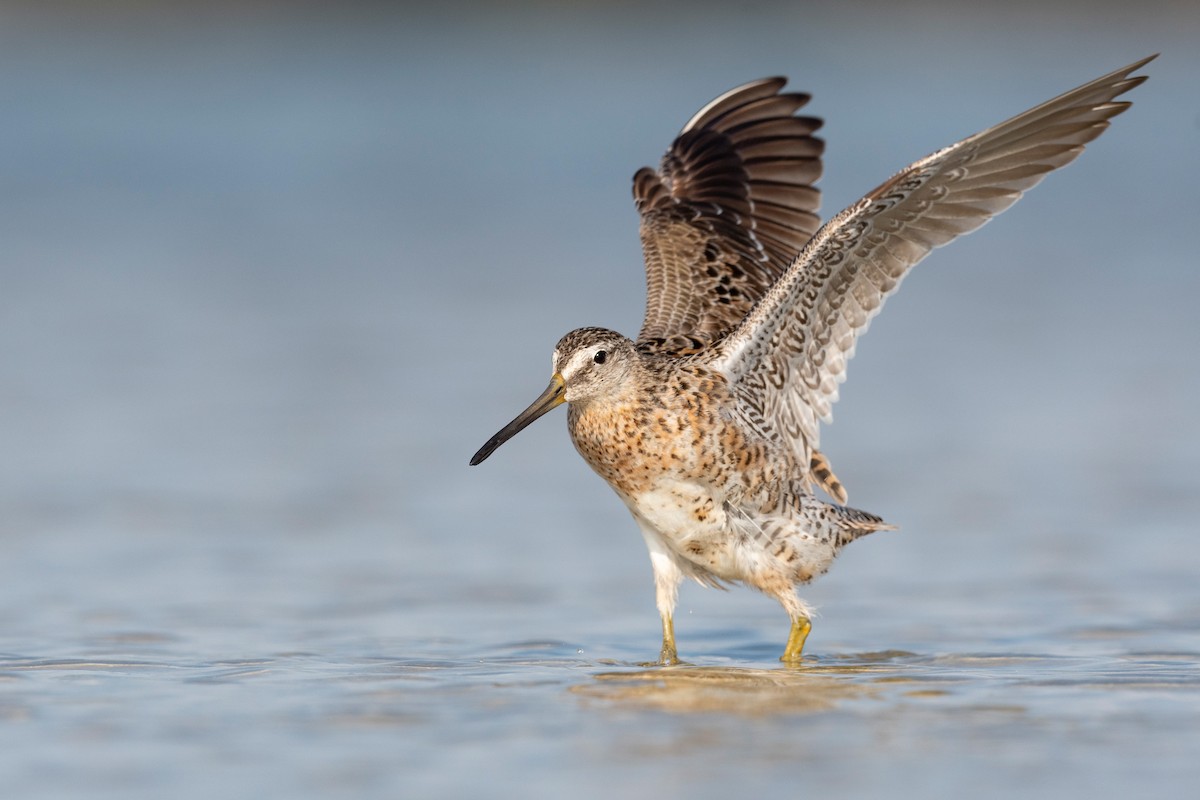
(622, 480, 747, 581)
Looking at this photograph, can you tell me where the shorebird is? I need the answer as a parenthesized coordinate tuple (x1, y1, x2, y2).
(470, 56, 1153, 664)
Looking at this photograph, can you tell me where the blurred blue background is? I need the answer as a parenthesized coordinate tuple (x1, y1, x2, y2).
(0, 2, 1197, 798)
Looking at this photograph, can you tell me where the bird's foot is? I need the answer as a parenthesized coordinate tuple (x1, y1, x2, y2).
(637, 616, 682, 666)
(780, 617, 812, 664)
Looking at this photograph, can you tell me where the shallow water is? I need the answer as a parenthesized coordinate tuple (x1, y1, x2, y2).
(1, 2, 1199, 798)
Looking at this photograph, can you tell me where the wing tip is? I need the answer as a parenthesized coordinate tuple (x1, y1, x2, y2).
(681, 76, 789, 134)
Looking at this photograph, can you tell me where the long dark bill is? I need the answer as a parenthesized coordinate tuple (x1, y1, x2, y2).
(469, 373, 565, 466)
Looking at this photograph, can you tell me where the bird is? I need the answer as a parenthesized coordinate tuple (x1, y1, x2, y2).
(469, 56, 1153, 665)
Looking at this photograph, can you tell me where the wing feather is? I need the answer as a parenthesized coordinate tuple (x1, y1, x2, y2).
(635, 78, 825, 351)
(710, 56, 1154, 464)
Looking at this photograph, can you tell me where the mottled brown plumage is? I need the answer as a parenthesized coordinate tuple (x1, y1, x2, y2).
(471, 57, 1153, 664)
(630, 77, 845, 502)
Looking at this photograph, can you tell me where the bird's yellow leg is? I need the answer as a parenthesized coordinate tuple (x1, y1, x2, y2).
(658, 613, 680, 665)
(780, 617, 812, 663)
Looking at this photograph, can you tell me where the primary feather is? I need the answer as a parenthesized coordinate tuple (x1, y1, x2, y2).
(634, 77, 824, 354)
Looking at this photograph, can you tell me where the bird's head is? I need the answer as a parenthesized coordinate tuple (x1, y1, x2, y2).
(469, 327, 635, 465)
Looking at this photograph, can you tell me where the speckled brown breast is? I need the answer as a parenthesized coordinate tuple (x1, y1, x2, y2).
(566, 359, 780, 503)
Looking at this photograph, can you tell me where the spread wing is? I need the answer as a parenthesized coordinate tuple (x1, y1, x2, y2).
(710, 55, 1154, 465)
(634, 78, 824, 354)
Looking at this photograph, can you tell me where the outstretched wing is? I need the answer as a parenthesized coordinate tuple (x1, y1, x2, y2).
(711, 55, 1154, 465)
(635, 78, 824, 353)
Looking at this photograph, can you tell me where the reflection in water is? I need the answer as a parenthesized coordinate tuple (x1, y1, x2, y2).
(574, 646, 1200, 716)
(574, 666, 872, 714)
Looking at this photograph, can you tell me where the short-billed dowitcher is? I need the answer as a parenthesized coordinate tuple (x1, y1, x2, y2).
(470, 57, 1153, 664)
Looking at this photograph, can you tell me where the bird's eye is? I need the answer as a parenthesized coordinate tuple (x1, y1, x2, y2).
(593, 350, 607, 365)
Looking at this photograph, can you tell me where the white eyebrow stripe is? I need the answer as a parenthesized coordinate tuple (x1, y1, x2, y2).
(560, 348, 597, 380)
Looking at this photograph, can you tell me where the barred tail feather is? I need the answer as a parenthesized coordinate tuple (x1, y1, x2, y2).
(809, 449, 848, 504)
(829, 502, 896, 546)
